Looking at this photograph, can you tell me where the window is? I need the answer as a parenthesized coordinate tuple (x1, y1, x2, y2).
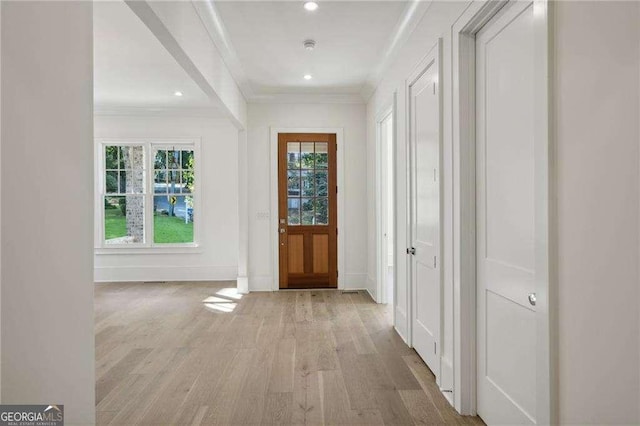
(98, 140, 198, 248)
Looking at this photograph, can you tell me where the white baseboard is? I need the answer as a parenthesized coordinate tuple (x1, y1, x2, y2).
(440, 356, 454, 405)
(366, 274, 378, 302)
(94, 265, 237, 283)
(237, 275, 249, 294)
(395, 306, 409, 344)
(365, 287, 376, 302)
(248, 275, 274, 292)
(343, 272, 367, 289)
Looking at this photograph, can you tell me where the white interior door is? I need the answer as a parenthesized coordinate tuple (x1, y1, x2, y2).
(476, 2, 537, 424)
(409, 50, 441, 378)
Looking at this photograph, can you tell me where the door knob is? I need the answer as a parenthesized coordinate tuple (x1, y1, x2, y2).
(407, 247, 416, 255)
(528, 293, 536, 306)
(280, 228, 286, 234)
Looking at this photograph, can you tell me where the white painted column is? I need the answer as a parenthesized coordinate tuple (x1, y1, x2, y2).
(237, 129, 249, 293)
(1, 2, 94, 424)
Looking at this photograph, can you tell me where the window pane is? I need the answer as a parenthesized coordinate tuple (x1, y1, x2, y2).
(155, 150, 167, 169)
(301, 198, 314, 225)
(315, 170, 328, 196)
(120, 146, 143, 169)
(301, 170, 314, 196)
(287, 170, 300, 196)
(119, 170, 144, 194)
(167, 150, 180, 170)
(315, 142, 328, 169)
(181, 171, 194, 193)
(153, 195, 194, 243)
(105, 171, 118, 194)
(288, 198, 300, 225)
(104, 195, 145, 244)
(181, 150, 194, 169)
(117, 147, 126, 168)
(154, 170, 166, 194)
(315, 197, 328, 225)
(287, 142, 300, 169)
(105, 146, 119, 169)
(167, 170, 180, 193)
(301, 142, 314, 169)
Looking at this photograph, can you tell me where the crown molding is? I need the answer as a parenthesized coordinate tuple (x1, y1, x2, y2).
(360, 0, 433, 102)
(94, 105, 227, 119)
(248, 93, 365, 105)
(192, 0, 255, 101)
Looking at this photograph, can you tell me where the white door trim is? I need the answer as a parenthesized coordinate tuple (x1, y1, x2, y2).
(451, 0, 553, 422)
(269, 127, 346, 291)
(405, 39, 443, 355)
(375, 98, 395, 305)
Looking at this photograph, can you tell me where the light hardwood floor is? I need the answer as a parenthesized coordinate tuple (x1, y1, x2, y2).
(95, 281, 483, 425)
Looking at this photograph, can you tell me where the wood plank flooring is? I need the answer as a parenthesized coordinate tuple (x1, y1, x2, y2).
(95, 281, 483, 425)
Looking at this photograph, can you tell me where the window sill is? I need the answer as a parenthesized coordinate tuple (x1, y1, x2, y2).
(94, 244, 202, 255)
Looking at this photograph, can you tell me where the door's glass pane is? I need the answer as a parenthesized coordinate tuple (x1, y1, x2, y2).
(315, 170, 328, 196)
(301, 170, 314, 196)
(287, 170, 300, 196)
(301, 142, 315, 169)
(301, 198, 314, 225)
(315, 142, 328, 169)
(104, 195, 145, 244)
(287, 142, 300, 169)
(315, 197, 328, 225)
(288, 198, 300, 225)
(153, 195, 194, 244)
(105, 171, 118, 194)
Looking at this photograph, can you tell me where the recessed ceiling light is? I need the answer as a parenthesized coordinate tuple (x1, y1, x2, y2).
(304, 39, 316, 51)
(174, 91, 183, 97)
(303, 1, 318, 11)
(304, 74, 313, 80)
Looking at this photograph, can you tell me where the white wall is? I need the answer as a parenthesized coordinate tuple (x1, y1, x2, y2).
(247, 102, 367, 291)
(366, 0, 471, 394)
(94, 114, 239, 283)
(554, 2, 640, 423)
(1, 2, 94, 424)
(367, 0, 640, 421)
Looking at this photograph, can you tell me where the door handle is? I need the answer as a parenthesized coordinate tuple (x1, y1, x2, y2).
(280, 228, 286, 234)
(528, 293, 536, 306)
(407, 247, 416, 255)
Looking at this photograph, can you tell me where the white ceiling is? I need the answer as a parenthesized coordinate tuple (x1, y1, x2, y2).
(93, 1, 221, 112)
(214, 1, 409, 97)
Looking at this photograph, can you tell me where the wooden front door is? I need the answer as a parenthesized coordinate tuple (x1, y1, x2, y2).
(278, 133, 337, 288)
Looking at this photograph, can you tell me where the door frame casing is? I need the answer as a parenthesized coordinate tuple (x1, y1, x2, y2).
(270, 127, 346, 291)
(375, 97, 396, 306)
(451, 0, 553, 422)
(405, 39, 444, 372)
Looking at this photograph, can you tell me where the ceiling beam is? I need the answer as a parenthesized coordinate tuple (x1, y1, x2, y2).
(192, 0, 255, 101)
(125, 0, 247, 129)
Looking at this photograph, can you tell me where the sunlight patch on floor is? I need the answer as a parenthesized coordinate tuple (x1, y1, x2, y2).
(202, 288, 242, 313)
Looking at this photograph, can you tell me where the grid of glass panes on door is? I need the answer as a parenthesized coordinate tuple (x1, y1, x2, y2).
(287, 141, 329, 225)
